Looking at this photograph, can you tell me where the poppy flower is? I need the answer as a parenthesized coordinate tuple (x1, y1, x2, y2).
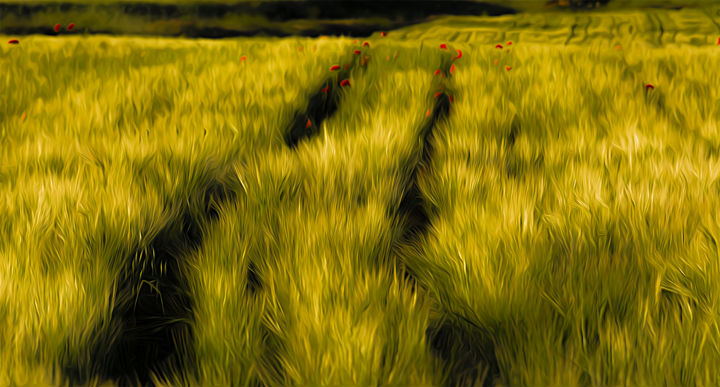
(449, 96, 454, 103)
(505, 66, 512, 71)
(321, 85, 330, 93)
(8, 39, 19, 44)
(353, 50, 361, 55)
(440, 43, 448, 50)
(240, 56, 247, 62)
(645, 83, 655, 91)
(330, 65, 340, 71)
(450, 63, 456, 74)
(306, 118, 312, 129)
(380, 31, 387, 37)
(344, 63, 350, 69)
(67, 23, 75, 31)
(434, 91, 443, 98)
(454, 49, 462, 60)
(426, 109, 431, 117)
(495, 44, 503, 49)
(340, 79, 350, 87)
(494, 58, 498, 65)
(363, 41, 370, 47)
(507, 41, 513, 45)
(433, 69, 442, 76)
(717, 36, 720, 45)
(54, 24, 61, 33)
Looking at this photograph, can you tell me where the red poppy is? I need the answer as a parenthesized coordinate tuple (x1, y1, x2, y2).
(321, 86, 330, 93)
(306, 118, 312, 129)
(67, 23, 75, 31)
(380, 31, 386, 37)
(240, 56, 247, 62)
(440, 43, 448, 50)
(450, 63, 456, 74)
(507, 41, 513, 45)
(8, 39, 19, 44)
(54, 24, 61, 33)
(433, 69, 442, 76)
(434, 91, 443, 98)
(449, 96, 453, 103)
(494, 58, 498, 65)
(426, 109, 431, 117)
(717, 36, 720, 45)
(495, 44, 503, 49)
(363, 41, 370, 47)
(344, 63, 350, 69)
(454, 49, 462, 60)
(505, 66, 512, 71)
(330, 65, 340, 71)
(353, 50, 361, 55)
(645, 83, 655, 91)
(340, 79, 350, 87)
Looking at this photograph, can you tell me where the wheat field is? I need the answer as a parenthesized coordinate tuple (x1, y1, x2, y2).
(2, 4, 720, 386)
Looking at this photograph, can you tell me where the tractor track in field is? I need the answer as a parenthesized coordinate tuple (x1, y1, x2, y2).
(390, 52, 454, 294)
(63, 169, 235, 386)
(384, 49, 502, 387)
(285, 49, 370, 149)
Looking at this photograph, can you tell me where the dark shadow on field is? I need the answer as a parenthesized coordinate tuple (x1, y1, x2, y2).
(386, 52, 503, 386)
(393, 55, 453, 290)
(0, 1, 516, 38)
(426, 318, 500, 387)
(285, 52, 367, 148)
(62, 171, 236, 386)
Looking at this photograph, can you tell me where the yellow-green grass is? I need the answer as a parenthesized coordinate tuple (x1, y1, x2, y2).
(0, 35, 352, 385)
(2, 5, 720, 386)
(402, 39, 720, 385)
(173, 43, 450, 385)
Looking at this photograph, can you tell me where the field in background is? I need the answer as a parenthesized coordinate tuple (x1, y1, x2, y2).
(2, 0, 718, 38)
(2, 4, 720, 387)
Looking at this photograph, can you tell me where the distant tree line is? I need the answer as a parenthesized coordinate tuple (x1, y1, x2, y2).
(546, 0, 612, 8)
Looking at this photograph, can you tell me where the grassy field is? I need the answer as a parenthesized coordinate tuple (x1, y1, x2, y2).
(2, 4, 720, 387)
